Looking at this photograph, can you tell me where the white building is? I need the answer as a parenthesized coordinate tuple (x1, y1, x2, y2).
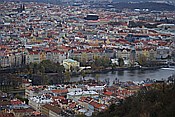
(29, 95, 53, 112)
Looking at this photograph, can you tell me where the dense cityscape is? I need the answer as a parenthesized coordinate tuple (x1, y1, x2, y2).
(0, 0, 175, 117)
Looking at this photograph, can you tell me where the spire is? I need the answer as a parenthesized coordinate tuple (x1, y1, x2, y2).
(22, 4, 25, 11)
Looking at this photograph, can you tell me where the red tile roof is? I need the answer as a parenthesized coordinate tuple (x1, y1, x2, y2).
(103, 91, 113, 96)
(143, 84, 153, 87)
(69, 102, 76, 109)
(13, 108, 34, 113)
(11, 99, 23, 105)
(51, 89, 68, 94)
(0, 113, 14, 117)
(90, 101, 107, 110)
(32, 111, 41, 116)
(29, 51, 40, 55)
(52, 96, 65, 101)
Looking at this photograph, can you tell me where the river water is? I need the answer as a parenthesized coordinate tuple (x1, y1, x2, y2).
(70, 68, 175, 85)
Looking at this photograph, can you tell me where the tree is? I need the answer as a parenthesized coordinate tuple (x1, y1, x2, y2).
(74, 66, 80, 73)
(70, 66, 74, 72)
(38, 65, 45, 74)
(113, 52, 117, 58)
(91, 56, 112, 70)
(111, 63, 117, 70)
(81, 70, 86, 81)
(94, 57, 102, 67)
(73, 56, 79, 62)
(81, 53, 88, 66)
(42, 74, 49, 85)
(15, 94, 29, 104)
(95, 80, 175, 117)
(28, 63, 34, 74)
(118, 58, 124, 67)
(56, 64, 65, 73)
(138, 54, 147, 66)
(91, 62, 97, 70)
(101, 56, 111, 67)
(31, 62, 38, 74)
(64, 71, 71, 83)
(95, 74, 100, 84)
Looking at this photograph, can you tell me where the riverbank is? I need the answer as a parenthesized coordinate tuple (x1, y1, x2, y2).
(70, 66, 175, 84)
(72, 65, 167, 76)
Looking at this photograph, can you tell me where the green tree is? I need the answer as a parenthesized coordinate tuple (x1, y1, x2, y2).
(28, 63, 34, 74)
(42, 74, 49, 85)
(138, 54, 147, 66)
(81, 70, 86, 80)
(81, 53, 88, 66)
(15, 94, 29, 104)
(91, 56, 112, 70)
(73, 56, 79, 62)
(102, 56, 111, 67)
(118, 58, 124, 67)
(64, 71, 71, 83)
(32, 62, 38, 74)
(95, 74, 100, 84)
(38, 60, 64, 73)
(38, 65, 45, 74)
(56, 64, 65, 73)
(74, 66, 80, 73)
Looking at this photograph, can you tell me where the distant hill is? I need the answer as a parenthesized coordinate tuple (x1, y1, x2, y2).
(0, 0, 61, 3)
(89, 2, 175, 11)
(112, 0, 175, 2)
(112, 2, 175, 11)
(1, 0, 175, 3)
(1, 0, 175, 11)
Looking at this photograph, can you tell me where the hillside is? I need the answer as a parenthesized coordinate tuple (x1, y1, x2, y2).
(95, 82, 175, 117)
(112, 0, 174, 2)
(90, 2, 175, 11)
(112, 2, 175, 11)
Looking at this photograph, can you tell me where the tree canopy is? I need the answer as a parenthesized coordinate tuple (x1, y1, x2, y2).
(95, 82, 175, 117)
(91, 56, 112, 70)
(27, 60, 65, 74)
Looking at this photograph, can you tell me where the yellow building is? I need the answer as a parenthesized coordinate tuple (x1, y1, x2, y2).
(63, 59, 80, 70)
(40, 52, 46, 62)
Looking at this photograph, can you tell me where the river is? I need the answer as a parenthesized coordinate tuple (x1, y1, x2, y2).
(70, 67, 175, 85)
